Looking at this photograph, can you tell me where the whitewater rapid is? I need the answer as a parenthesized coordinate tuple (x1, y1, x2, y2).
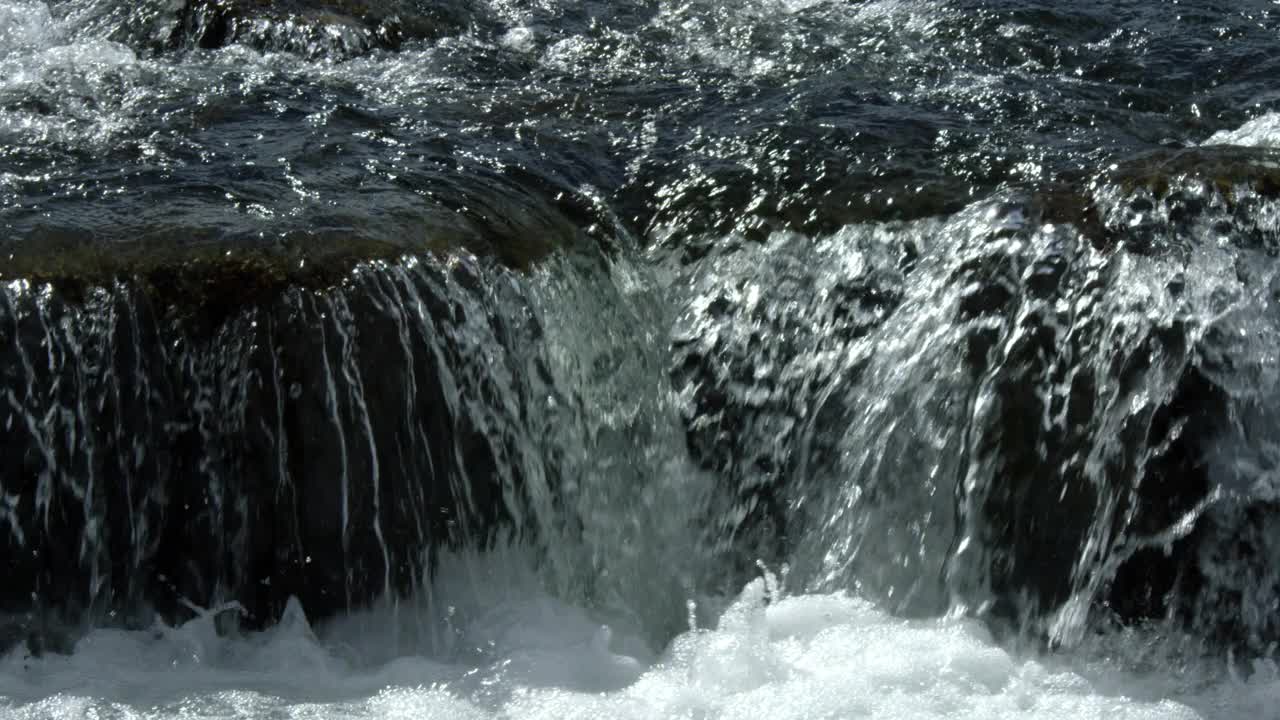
(3, 554, 1277, 720)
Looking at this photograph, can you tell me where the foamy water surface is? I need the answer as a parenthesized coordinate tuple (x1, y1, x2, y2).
(3, 562, 1278, 720)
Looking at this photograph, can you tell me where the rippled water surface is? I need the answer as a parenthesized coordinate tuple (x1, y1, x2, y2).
(5, 0, 1278, 254)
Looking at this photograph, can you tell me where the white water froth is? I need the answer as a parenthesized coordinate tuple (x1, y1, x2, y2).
(3, 557, 1275, 720)
(0, 0, 134, 87)
(0, 0, 137, 147)
(1205, 113, 1280, 149)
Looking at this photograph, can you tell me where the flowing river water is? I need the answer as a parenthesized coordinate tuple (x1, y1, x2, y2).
(3, 0, 1280, 717)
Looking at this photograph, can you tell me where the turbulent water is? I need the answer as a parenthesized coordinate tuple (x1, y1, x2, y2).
(5, 0, 1280, 718)
(4, 555, 1280, 719)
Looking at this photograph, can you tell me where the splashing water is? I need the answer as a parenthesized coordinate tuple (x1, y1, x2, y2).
(3, 553, 1279, 720)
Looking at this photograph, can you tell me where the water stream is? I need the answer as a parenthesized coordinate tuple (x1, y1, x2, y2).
(4, 0, 1280, 717)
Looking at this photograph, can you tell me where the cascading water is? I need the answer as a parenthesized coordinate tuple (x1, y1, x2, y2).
(5, 0, 1280, 717)
(668, 173, 1280, 644)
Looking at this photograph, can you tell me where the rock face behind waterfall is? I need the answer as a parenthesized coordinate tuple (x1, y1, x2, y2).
(0, 245, 553, 646)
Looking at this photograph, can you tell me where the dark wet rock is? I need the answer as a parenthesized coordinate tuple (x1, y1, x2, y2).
(0, 620, 25, 657)
(0, 174, 591, 317)
(0, 616, 76, 658)
(1179, 501, 1280, 653)
(0, 245, 553, 634)
(668, 228, 910, 592)
(930, 179, 1280, 641)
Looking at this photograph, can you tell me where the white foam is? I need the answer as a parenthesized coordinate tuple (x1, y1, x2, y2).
(0, 1, 135, 81)
(1205, 113, 1280, 149)
(500, 26, 536, 53)
(3, 564, 1273, 720)
(0, 1, 57, 57)
(0, 0, 138, 146)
